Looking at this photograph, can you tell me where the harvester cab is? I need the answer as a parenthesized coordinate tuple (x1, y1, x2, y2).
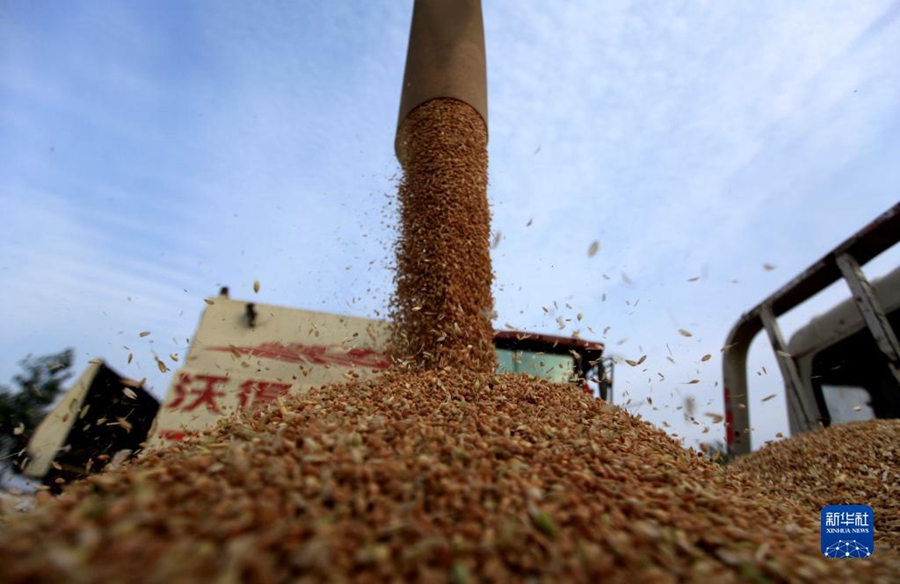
(493, 331, 612, 401)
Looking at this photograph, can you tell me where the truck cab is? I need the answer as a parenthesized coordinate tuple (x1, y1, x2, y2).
(723, 203, 900, 457)
(786, 265, 900, 429)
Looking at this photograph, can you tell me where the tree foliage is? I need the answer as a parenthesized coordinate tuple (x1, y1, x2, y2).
(0, 349, 75, 475)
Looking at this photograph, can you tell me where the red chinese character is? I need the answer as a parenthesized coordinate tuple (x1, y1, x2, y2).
(237, 380, 292, 410)
(167, 373, 228, 413)
(158, 429, 185, 442)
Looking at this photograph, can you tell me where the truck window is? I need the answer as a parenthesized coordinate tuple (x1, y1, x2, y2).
(820, 385, 875, 425)
(810, 316, 900, 425)
(495, 349, 575, 383)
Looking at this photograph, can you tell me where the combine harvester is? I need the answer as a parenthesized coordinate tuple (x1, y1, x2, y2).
(23, 297, 610, 490)
(22, 1, 611, 490)
(146, 292, 610, 447)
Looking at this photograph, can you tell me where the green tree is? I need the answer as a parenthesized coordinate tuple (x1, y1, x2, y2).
(0, 349, 75, 477)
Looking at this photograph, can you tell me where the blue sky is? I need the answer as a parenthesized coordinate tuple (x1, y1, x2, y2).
(2, 1, 899, 452)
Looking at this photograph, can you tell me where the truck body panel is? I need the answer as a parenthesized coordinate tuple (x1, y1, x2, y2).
(148, 296, 391, 447)
(24, 362, 159, 491)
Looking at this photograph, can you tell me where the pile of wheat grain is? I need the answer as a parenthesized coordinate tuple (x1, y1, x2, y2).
(730, 419, 900, 552)
(390, 98, 496, 373)
(1, 371, 898, 583)
(4, 79, 899, 584)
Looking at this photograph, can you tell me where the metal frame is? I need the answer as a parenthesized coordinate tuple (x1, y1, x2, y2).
(722, 202, 900, 457)
(835, 253, 900, 382)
